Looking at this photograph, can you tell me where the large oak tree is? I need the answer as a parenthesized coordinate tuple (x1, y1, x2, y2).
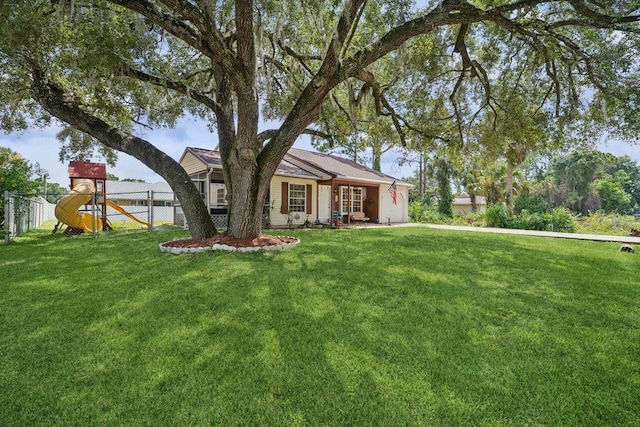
(1, 0, 639, 239)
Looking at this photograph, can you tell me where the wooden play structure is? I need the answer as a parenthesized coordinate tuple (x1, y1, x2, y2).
(54, 161, 148, 235)
(53, 161, 148, 235)
(53, 161, 108, 234)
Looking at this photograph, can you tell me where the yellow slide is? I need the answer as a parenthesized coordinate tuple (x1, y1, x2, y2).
(106, 201, 148, 226)
(55, 179, 103, 233)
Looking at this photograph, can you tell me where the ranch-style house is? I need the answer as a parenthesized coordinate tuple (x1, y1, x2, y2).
(176, 147, 411, 229)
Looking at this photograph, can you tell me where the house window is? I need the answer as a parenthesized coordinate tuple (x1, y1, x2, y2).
(209, 183, 227, 208)
(289, 184, 306, 213)
(190, 173, 207, 201)
(340, 186, 364, 214)
(217, 188, 226, 205)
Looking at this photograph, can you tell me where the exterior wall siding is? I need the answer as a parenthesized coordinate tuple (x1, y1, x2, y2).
(270, 175, 317, 227)
(380, 183, 409, 223)
(182, 152, 207, 176)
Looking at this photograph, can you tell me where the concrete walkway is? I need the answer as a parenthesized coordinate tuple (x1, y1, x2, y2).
(394, 223, 640, 245)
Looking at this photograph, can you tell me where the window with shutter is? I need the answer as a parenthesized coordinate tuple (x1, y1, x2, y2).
(289, 184, 306, 213)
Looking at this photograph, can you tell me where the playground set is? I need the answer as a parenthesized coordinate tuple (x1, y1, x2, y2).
(54, 161, 148, 235)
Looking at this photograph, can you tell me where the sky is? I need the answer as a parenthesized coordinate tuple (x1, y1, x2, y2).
(2, 117, 639, 188)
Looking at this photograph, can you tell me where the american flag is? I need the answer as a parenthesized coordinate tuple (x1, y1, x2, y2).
(389, 180, 397, 205)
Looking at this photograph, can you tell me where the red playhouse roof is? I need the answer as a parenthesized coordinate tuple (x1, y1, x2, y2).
(68, 161, 106, 179)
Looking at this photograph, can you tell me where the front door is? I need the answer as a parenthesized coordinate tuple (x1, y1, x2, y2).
(318, 185, 332, 224)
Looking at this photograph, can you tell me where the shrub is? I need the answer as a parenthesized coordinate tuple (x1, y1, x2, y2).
(577, 211, 638, 236)
(424, 210, 449, 224)
(486, 204, 508, 228)
(409, 201, 448, 224)
(528, 212, 549, 231)
(409, 201, 427, 222)
(437, 194, 454, 218)
(450, 211, 486, 227)
(549, 207, 577, 233)
(495, 207, 577, 233)
(513, 193, 548, 215)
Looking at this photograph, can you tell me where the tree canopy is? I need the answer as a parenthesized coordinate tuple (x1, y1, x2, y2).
(540, 149, 640, 214)
(1, 0, 639, 238)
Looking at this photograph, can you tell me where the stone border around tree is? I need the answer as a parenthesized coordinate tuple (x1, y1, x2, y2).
(159, 237, 300, 255)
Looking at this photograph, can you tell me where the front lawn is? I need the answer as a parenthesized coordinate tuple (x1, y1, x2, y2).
(1, 227, 638, 425)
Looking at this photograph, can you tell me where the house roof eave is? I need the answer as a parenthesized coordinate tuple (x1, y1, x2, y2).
(179, 146, 411, 186)
(284, 153, 335, 180)
(333, 177, 414, 187)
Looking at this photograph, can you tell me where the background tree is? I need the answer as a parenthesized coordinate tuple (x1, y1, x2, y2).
(591, 171, 633, 214)
(0, 147, 39, 226)
(535, 149, 639, 214)
(0, 147, 38, 192)
(609, 155, 640, 209)
(453, 157, 483, 212)
(35, 180, 69, 204)
(2, 1, 640, 239)
(427, 154, 453, 217)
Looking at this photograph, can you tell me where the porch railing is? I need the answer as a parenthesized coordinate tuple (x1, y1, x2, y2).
(209, 213, 270, 230)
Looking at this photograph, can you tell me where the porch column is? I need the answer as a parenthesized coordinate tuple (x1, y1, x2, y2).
(205, 169, 213, 214)
(347, 184, 351, 226)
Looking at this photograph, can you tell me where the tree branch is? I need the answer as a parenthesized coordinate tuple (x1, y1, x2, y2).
(340, 0, 368, 58)
(235, 0, 255, 78)
(487, 13, 563, 115)
(276, 39, 322, 75)
(107, 0, 239, 80)
(567, 0, 640, 25)
(118, 65, 224, 117)
(345, 1, 484, 78)
(28, 65, 216, 238)
(335, 0, 369, 59)
(257, 128, 334, 146)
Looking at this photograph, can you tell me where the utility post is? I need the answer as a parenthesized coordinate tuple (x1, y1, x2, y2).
(148, 191, 153, 232)
(4, 191, 10, 244)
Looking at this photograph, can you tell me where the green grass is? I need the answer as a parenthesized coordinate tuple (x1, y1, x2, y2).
(1, 226, 639, 426)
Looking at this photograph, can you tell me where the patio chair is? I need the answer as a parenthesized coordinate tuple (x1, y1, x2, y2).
(332, 210, 343, 227)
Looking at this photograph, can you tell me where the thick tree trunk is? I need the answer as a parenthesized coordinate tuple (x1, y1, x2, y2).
(222, 136, 274, 239)
(30, 71, 217, 239)
(226, 175, 267, 239)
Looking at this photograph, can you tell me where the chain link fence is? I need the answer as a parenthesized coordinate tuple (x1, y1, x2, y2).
(3, 190, 176, 244)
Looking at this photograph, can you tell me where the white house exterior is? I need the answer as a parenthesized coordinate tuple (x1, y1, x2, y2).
(452, 194, 487, 216)
(177, 147, 411, 228)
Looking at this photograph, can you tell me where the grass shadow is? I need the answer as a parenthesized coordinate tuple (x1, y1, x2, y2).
(1, 226, 638, 425)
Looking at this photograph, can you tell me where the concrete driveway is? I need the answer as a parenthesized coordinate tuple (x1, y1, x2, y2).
(396, 223, 640, 245)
